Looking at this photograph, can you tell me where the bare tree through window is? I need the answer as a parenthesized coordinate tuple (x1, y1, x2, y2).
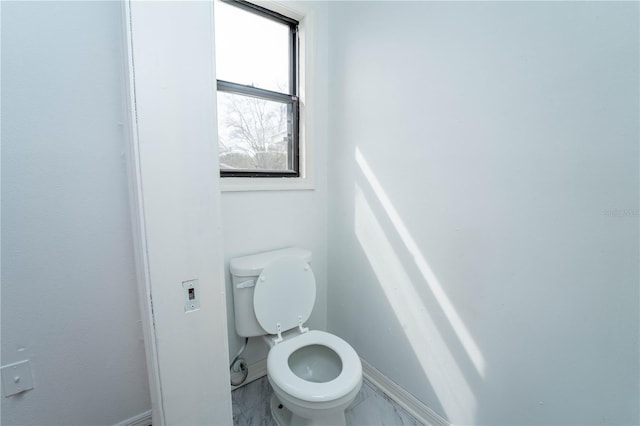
(217, 92, 290, 171)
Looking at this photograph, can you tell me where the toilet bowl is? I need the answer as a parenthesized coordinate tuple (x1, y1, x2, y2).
(267, 330, 362, 425)
(230, 248, 363, 426)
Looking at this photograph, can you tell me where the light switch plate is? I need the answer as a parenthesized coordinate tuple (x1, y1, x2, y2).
(1, 360, 34, 397)
(183, 279, 200, 312)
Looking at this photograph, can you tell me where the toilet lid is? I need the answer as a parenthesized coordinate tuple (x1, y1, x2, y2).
(253, 255, 316, 335)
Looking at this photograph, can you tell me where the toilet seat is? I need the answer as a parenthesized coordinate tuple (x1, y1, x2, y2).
(267, 330, 362, 403)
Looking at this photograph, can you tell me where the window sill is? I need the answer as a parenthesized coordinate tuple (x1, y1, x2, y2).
(219, 176, 315, 192)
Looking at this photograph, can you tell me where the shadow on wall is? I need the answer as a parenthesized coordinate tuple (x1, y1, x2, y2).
(353, 147, 487, 424)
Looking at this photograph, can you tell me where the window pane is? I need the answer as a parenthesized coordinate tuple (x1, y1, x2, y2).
(217, 91, 293, 172)
(214, 0, 290, 94)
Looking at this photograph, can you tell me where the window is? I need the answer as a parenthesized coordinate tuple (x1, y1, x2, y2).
(214, 0, 299, 178)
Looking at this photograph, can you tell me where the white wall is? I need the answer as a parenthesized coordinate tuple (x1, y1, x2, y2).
(327, 2, 639, 425)
(222, 1, 329, 366)
(1, 2, 151, 424)
(128, 1, 233, 423)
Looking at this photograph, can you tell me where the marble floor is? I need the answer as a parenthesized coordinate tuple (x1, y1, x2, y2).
(232, 376, 423, 426)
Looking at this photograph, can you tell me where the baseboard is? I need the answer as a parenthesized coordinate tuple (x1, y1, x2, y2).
(231, 358, 268, 391)
(113, 410, 152, 426)
(360, 358, 449, 426)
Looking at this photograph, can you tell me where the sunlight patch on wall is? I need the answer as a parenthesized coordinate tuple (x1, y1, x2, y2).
(355, 147, 486, 379)
(355, 183, 476, 422)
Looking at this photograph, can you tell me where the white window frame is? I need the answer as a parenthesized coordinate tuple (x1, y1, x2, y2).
(218, 0, 316, 192)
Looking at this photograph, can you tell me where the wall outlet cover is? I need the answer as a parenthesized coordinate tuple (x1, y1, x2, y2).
(1, 360, 34, 397)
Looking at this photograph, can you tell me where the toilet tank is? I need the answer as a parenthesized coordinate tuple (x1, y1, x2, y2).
(230, 247, 312, 337)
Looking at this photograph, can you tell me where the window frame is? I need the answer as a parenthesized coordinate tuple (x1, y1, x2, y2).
(216, 0, 300, 178)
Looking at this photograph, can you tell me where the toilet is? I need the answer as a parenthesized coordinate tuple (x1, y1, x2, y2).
(230, 247, 362, 426)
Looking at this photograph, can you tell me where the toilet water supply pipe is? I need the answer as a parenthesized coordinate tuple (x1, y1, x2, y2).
(230, 337, 249, 386)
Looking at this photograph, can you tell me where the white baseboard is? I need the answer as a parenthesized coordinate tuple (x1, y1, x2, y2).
(360, 358, 449, 426)
(113, 409, 152, 426)
(231, 358, 448, 426)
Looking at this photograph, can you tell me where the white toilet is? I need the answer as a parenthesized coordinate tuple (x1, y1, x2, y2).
(230, 247, 362, 426)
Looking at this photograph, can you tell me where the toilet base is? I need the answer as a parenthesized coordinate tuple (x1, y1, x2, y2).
(270, 394, 347, 426)
(270, 393, 292, 425)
